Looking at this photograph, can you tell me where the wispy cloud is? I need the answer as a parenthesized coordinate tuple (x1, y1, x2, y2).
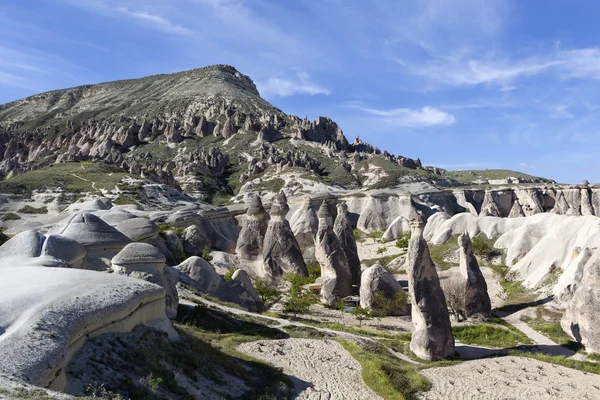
(353, 105, 456, 128)
(114, 7, 192, 35)
(258, 73, 331, 97)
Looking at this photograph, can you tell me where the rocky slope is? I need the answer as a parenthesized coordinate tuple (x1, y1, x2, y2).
(0, 64, 553, 204)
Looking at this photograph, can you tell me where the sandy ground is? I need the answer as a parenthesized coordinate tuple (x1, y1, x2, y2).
(357, 239, 405, 262)
(419, 356, 600, 400)
(238, 339, 381, 400)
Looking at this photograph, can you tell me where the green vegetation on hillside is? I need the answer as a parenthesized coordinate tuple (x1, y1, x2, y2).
(452, 323, 532, 348)
(0, 162, 142, 194)
(446, 169, 547, 184)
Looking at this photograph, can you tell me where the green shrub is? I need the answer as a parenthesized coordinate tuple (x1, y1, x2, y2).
(306, 264, 321, 281)
(395, 232, 411, 249)
(201, 245, 213, 262)
(368, 231, 384, 243)
(371, 291, 409, 317)
(254, 278, 281, 306)
(0, 213, 21, 221)
(17, 205, 48, 214)
(352, 306, 372, 326)
(223, 269, 235, 282)
(471, 235, 502, 259)
(376, 247, 387, 255)
(283, 291, 316, 317)
(353, 228, 365, 242)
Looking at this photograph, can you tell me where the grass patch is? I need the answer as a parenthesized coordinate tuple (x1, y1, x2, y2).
(17, 205, 48, 214)
(1, 212, 21, 221)
(341, 340, 431, 400)
(452, 323, 532, 348)
(428, 234, 460, 270)
(490, 265, 537, 312)
(112, 195, 137, 205)
(507, 350, 600, 375)
(0, 162, 142, 194)
(520, 307, 580, 350)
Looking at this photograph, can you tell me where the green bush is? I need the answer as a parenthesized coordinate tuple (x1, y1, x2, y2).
(371, 291, 409, 317)
(352, 306, 372, 326)
(283, 291, 316, 317)
(223, 269, 235, 282)
(471, 235, 502, 259)
(395, 232, 411, 249)
(306, 264, 321, 281)
(368, 231, 384, 243)
(0, 213, 21, 221)
(254, 278, 281, 306)
(353, 228, 365, 242)
(17, 205, 48, 214)
(201, 245, 213, 262)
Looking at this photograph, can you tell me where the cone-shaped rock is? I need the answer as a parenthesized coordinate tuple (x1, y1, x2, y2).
(407, 214, 455, 360)
(458, 232, 492, 319)
(334, 201, 361, 292)
(315, 200, 352, 306)
(553, 190, 570, 214)
(289, 197, 319, 263)
(236, 195, 269, 277)
(112, 242, 178, 319)
(562, 251, 600, 353)
(262, 191, 308, 281)
(54, 213, 131, 251)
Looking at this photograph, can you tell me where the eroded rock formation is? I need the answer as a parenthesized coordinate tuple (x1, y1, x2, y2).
(262, 191, 307, 281)
(407, 215, 455, 360)
(359, 263, 408, 316)
(458, 232, 491, 319)
(333, 202, 361, 291)
(315, 201, 352, 306)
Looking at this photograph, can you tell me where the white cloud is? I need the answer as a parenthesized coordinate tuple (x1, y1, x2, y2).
(258, 73, 331, 97)
(357, 106, 456, 128)
(115, 7, 192, 35)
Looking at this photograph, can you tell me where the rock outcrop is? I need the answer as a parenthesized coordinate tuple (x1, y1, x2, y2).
(235, 194, 269, 276)
(562, 251, 600, 353)
(51, 213, 131, 270)
(172, 257, 264, 312)
(111, 242, 179, 319)
(333, 201, 361, 292)
(359, 263, 408, 316)
(315, 201, 352, 306)
(262, 191, 307, 281)
(0, 267, 176, 391)
(458, 232, 491, 319)
(289, 198, 319, 263)
(407, 215, 455, 360)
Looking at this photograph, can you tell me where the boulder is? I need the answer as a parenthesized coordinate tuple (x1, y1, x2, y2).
(182, 224, 211, 256)
(0, 230, 45, 258)
(112, 243, 178, 319)
(333, 201, 361, 292)
(115, 218, 160, 242)
(458, 233, 491, 319)
(315, 201, 352, 306)
(562, 250, 600, 353)
(172, 257, 264, 312)
(41, 234, 86, 268)
(407, 215, 454, 360)
(382, 216, 410, 242)
(262, 191, 307, 281)
(359, 263, 408, 316)
(98, 209, 137, 226)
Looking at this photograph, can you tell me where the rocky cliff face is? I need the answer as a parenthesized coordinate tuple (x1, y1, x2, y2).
(1, 64, 547, 204)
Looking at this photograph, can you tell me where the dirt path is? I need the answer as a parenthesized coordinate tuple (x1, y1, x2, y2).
(239, 339, 382, 400)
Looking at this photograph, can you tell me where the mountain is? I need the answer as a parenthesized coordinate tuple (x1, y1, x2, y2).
(0, 65, 553, 203)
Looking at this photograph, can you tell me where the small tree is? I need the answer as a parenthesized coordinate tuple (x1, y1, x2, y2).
(352, 306, 372, 326)
(254, 277, 281, 306)
(284, 291, 315, 318)
(441, 276, 467, 322)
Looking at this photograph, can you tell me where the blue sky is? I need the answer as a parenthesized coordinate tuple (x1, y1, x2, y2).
(2, 1, 600, 183)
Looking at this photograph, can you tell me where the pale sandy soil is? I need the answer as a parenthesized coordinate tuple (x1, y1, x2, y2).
(419, 356, 600, 400)
(357, 239, 405, 261)
(238, 339, 381, 400)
